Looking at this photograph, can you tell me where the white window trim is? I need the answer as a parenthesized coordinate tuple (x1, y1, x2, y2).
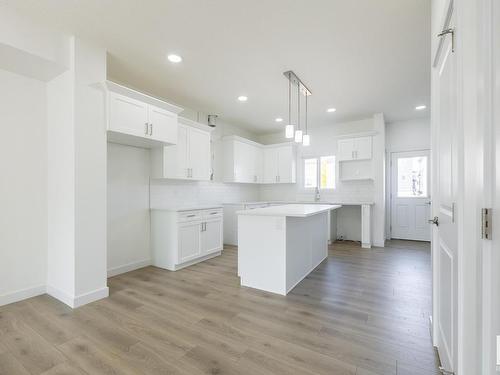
(301, 155, 336, 191)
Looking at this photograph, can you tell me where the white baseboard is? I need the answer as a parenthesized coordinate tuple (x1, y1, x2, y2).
(107, 259, 151, 278)
(47, 285, 109, 308)
(73, 287, 109, 308)
(0, 285, 46, 307)
(46, 284, 76, 308)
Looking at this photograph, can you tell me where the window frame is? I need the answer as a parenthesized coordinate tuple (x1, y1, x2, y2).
(302, 155, 336, 191)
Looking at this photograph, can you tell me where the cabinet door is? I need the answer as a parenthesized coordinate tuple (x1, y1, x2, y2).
(277, 145, 295, 183)
(108, 92, 149, 137)
(233, 141, 253, 183)
(263, 147, 279, 183)
(353, 137, 372, 160)
(163, 125, 189, 178)
(337, 139, 355, 161)
(201, 219, 223, 255)
(148, 105, 178, 144)
(178, 222, 201, 263)
(252, 145, 263, 183)
(189, 128, 211, 181)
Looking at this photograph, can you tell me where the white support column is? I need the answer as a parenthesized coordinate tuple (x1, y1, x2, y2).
(361, 204, 371, 248)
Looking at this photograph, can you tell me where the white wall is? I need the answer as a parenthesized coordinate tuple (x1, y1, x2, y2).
(258, 116, 386, 245)
(385, 118, 430, 238)
(107, 143, 151, 277)
(0, 69, 48, 305)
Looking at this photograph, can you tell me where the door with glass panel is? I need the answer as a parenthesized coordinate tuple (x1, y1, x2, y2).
(390, 150, 431, 241)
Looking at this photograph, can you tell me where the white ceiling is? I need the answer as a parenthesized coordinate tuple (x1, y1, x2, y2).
(7, 0, 431, 134)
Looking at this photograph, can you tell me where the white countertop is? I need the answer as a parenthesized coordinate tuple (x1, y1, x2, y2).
(151, 204, 222, 212)
(224, 200, 374, 206)
(237, 204, 342, 217)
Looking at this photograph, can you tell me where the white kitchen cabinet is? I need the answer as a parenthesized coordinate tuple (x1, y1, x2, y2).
(178, 221, 202, 263)
(222, 136, 263, 183)
(263, 144, 296, 183)
(151, 119, 212, 181)
(337, 136, 372, 161)
(151, 207, 223, 271)
(105, 81, 183, 148)
(202, 218, 223, 255)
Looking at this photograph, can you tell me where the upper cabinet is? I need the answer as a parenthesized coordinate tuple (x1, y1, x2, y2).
(337, 136, 372, 161)
(151, 118, 212, 181)
(104, 81, 183, 148)
(222, 136, 295, 184)
(337, 135, 374, 181)
(223, 137, 263, 183)
(263, 144, 296, 184)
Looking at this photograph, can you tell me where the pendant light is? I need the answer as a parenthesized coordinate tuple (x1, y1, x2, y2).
(285, 72, 294, 138)
(302, 93, 310, 146)
(294, 81, 303, 143)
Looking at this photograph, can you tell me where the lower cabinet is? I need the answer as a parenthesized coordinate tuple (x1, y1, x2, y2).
(152, 208, 223, 271)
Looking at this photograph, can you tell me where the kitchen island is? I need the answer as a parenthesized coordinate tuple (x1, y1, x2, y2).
(237, 204, 341, 295)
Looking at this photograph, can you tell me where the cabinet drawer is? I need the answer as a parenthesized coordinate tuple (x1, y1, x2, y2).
(177, 211, 202, 222)
(202, 208, 223, 219)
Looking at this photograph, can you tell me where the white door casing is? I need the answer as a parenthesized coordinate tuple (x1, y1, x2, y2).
(390, 150, 431, 241)
(432, 2, 458, 372)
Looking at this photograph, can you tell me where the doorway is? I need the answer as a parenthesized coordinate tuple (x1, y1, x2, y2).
(390, 150, 431, 241)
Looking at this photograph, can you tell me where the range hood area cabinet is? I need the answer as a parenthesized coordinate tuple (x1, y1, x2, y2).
(222, 136, 263, 183)
(104, 81, 184, 148)
(151, 118, 212, 181)
(222, 136, 296, 184)
(337, 135, 374, 181)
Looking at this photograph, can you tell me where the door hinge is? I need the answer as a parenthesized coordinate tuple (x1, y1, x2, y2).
(481, 208, 492, 240)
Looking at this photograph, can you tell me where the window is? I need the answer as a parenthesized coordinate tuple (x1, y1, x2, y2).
(397, 156, 428, 197)
(303, 156, 336, 189)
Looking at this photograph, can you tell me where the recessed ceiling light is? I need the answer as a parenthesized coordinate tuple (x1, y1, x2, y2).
(275, 118, 283, 122)
(415, 105, 427, 110)
(167, 54, 182, 63)
(238, 96, 248, 102)
(327, 108, 336, 113)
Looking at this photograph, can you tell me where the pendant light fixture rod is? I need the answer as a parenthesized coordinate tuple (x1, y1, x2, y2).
(305, 93, 308, 134)
(282, 70, 312, 96)
(297, 80, 300, 130)
(288, 72, 291, 124)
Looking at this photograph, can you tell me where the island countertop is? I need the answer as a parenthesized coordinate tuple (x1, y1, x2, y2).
(237, 204, 341, 218)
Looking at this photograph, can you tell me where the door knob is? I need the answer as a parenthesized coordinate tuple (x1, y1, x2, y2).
(428, 216, 439, 226)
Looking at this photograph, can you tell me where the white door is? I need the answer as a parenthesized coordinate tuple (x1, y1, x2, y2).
(108, 92, 149, 137)
(201, 218, 223, 255)
(188, 128, 210, 181)
(234, 141, 253, 183)
(263, 147, 279, 183)
(178, 222, 201, 263)
(277, 146, 295, 183)
(148, 105, 177, 144)
(162, 124, 189, 179)
(391, 150, 431, 241)
(432, 7, 458, 373)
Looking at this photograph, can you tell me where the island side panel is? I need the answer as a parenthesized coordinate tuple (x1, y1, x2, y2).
(285, 212, 329, 293)
(238, 215, 286, 295)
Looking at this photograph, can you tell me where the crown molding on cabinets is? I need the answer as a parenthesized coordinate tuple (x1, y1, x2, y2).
(335, 130, 379, 139)
(179, 117, 215, 133)
(101, 81, 184, 114)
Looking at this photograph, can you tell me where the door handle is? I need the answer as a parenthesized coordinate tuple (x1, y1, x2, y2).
(144, 123, 149, 135)
(149, 123, 153, 136)
(428, 216, 439, 226)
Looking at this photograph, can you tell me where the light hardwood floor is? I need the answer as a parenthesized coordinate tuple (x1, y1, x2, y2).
(0, 240, 440, 375)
